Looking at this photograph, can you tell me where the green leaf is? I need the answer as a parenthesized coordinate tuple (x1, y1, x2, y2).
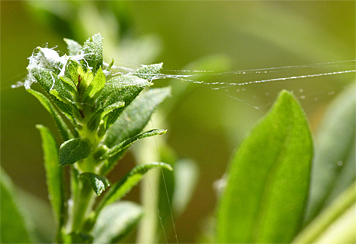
(100, 129, 167, 160)
(36, 125, 65, 238)
(64, 38, 82, 56)
(80, 33, 103, 73)
(29, 67, 76, 121)
(59, 138, 92, 166)
(27, 89, 73, 141)
(83, 66, 106, 102)
(0, 168, 34, 243)
(96, 162, 173, 214)
(80, 172, 111, 196)
(95, 74, 151, 130)
(92, 202, 143, 244)
(102, 87, 171, 173)
(305, 83, 356, 223)
(217, 90, 313, 243)
(293, 181, 356, 243)
(134, 62, 163, 80)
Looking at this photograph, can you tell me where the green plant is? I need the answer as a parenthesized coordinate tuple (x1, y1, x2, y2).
(2, 33, 174, 243)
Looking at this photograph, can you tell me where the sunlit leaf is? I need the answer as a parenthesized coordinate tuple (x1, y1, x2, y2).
(217, 90, 313, 243)
(64, 38, 82, 56)
(80, 33, 103, 73)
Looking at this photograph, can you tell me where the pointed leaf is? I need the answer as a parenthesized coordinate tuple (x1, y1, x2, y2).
(96, 162, 172, 213)
(29, 67, 76, 121)
(217, 90, 313, 243)
(27, 89, 73, 141)
(59, 138, 92, 166)
(92, 202, 143, 244)
(80, 33, 103, 73)
(0, 169, 33, 243)
(83, 67, 106, 102)
(101, 129, 167, 160)
(64, 38, 82, 56)
(36, 125, 65, 233)
(102, 87, 171, 173)
(305, 83, 356, 223)
(80, 172, 111, 196)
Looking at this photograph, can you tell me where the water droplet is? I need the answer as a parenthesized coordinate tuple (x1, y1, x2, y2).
(300, 95, 306, 99)
(299, 89, 303, 93)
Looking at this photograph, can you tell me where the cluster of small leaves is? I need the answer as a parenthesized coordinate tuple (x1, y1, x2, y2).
(24, 33, 172, 243)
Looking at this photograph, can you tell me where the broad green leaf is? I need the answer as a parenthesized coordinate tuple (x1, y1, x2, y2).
(293, 181, 356, 243)
(92, 202, 143, 244)
(27, 89, 73, 141)
(64, 38, 82, 56)
(134, 62, 163, 80)
(217, 90, 313, 243)
(80, 172, 111, 196)
(305, 83, 356, 223)
(100, 129, 167, 160)
(63, 58, 80, 86)
(36, 125, 65, 237)
(96, 162, 173, 213)
(87, 101, 125, 132)
(80, 33, 103, 73)
(102, 87, 171, 174)
(82, 67, 106, 102)
(59, 138, 92, 166)
(0, 168, 33, 243)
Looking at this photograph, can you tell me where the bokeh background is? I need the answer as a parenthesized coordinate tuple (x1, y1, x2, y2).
(1, 1, 355, 243)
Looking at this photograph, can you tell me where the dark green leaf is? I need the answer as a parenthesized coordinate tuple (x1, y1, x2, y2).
(36, 125, 65, 236)
(92, 202, 143, 244)
(102, 87, 171, 174)
(80, 33, 103, 73)
(27, 89, 73, 141)
(0, 169, 34, 243)
(217, 90, 313, 243)
(80, 172, 111, 196)
(59, 138, 92, 166)
(64, 38, 82, 56)
(66, 232, 93, 243)
(101, 129, 167, 160)
(305, 83, 356, 223)
(96, 162, 173, 213)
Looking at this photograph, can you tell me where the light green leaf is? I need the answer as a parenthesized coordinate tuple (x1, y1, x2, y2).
(305, 83, 356, 223)
(27, 89, 73, 141)
(64, 38, 82, 56)
(80, 33, 103, 73)
(92, 202, 143, 244)
(36, 125, 64, 237)
(80, 172, 111, 196)
(96, 162, 172, 214)
(101, 129, 167, 160)
(83, 66, 106, 102)
(0, 168, 34, 243)
(59, 138, 92, 166)
(217, 90, 313, 243)
(102, 87, 171, 174)
(134, 62, 163, 80)
(293, 181, 356, 243)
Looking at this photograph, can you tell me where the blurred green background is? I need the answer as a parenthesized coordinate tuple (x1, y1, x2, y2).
(1, 1, 355, 243)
